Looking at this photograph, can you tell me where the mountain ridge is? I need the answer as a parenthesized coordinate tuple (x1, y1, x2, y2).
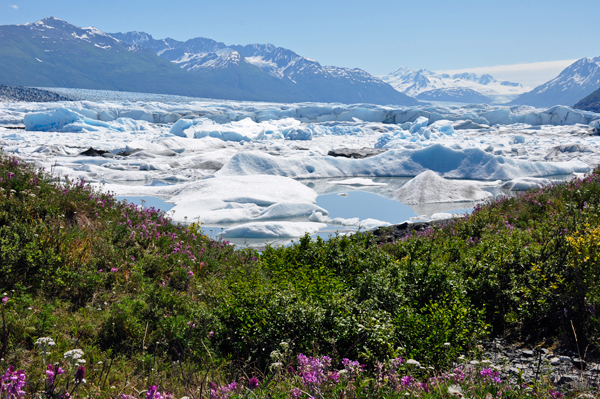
(108, 30, 418, 106)
(0, 17, 417, 106)
(379, 66, 526, 104)
(509, 57, 600, 108)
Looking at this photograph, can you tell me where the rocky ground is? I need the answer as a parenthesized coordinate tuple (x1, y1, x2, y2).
(0, 84, 72, 102)
(371, 219, 454, 244)
(479, 338, 600, 393)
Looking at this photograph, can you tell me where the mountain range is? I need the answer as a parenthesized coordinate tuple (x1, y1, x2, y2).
(379, 67, 526, 104)
(1, 17, 599, 109)
(508, 56, 600, 108)
(0, 17, 417, 106)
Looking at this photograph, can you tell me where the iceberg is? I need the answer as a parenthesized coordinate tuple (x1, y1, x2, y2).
(219, 221, 327, 238)
(395, 170, 492, 204)
(218, 144, 590, 180)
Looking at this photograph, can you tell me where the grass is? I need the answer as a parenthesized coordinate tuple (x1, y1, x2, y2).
(0, 150, 600, 397)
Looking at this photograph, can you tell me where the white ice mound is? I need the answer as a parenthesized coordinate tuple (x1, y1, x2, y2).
(219, 221, 327, 238)
(23, 107, 156, 133)
(100, 175, 320, 225)
(395, 170, 493, 204)
(218, 144, 591, 180)
(24, 108, 111, 132)
(500, 177, 552, 191)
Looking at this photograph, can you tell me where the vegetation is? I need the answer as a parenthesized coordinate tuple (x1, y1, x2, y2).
(1, 150, 600, 397)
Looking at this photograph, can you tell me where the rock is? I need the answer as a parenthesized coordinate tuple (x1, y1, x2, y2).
(194, 160, 224, 171)
(572, 358, 587, 370)
(80, 147, 109, 157)
(371, 219, 454, 244)
(521, 350, 535, 357)
(550, 357, 561, 366)
(327, 147, 388, 159)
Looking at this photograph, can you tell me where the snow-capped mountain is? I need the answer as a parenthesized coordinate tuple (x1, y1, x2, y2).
(380, 66, 527, 104)
(510, 57, 600, 108)
(109, 31, 419, 106)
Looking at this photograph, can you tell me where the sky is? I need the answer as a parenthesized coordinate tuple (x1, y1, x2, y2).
(1, 0, 599, 85)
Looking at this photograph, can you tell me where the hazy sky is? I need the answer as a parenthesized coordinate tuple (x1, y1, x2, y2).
(1, 0, 599, 80)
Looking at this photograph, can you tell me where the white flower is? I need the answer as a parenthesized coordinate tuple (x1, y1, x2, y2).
(448, 385, 464, 397)
(406, 359, 421, 367)
(481, 359, 491, 364)
(35, 337, 56, 346)
(443, 342, 451, 346)
(469, 360, 479, 365)
(64, 349, 84, 359)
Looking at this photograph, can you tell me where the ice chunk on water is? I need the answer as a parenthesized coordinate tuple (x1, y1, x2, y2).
(256, 203, 328, 220)
(395, 170, 492, 204)
(219, 221, 327, 238)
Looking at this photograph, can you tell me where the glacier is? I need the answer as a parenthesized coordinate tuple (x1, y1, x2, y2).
(2, 92, 600, 244)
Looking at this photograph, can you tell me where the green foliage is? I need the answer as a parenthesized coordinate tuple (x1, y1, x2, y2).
(3, 150, 600, 397)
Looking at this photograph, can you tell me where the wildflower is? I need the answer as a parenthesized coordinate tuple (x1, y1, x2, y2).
(448, 385, 464, 397)
(46, 364, 64, 385)
(1, 297, 6, 304)
(480, 368, 493, 378)
(548, 389, 562, 398)
(1, 366, 26, 398)
(400, 375, 414, 386)
(290, 388, 302, 399)
(74, 365, 85, 384)
(248, 377, 259, 390)
(406, 359, 421, 367)
(326, 370, 340, 384)
(146, 385, 163, 399)
(111, 267, 119, 273)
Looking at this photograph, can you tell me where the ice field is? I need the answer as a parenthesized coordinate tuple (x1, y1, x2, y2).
(1, 91, 599, 246)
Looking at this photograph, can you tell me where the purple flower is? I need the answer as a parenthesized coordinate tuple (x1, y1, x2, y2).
(146, 385, 164, 399)
(74, 365, 85, 383)
(1, 297, 7, 304)
(110, 267, 119, 273)
(1, 366, 26, 398)
(400, 375, 414, 386)
(248, 377, 259, 390)
(549, 389, 562, 398)
(327, 371, 339, 383)
(45, 364, 60, 385)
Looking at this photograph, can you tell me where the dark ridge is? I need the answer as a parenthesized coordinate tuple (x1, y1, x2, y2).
(0, 84, 73, 102)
